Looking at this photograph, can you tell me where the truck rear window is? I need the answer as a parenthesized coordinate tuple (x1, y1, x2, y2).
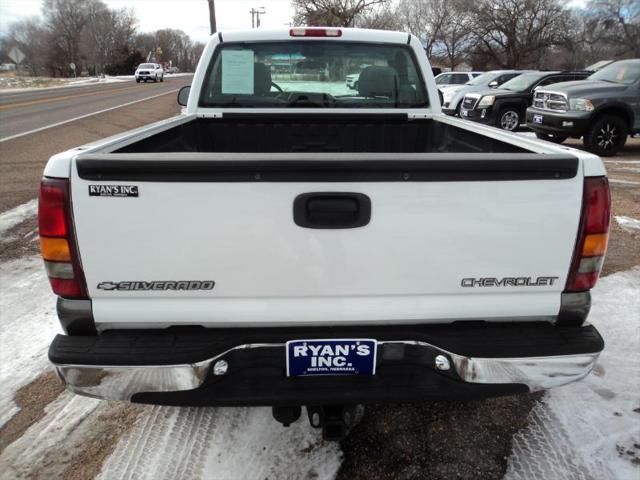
(199, 41, 428, 109)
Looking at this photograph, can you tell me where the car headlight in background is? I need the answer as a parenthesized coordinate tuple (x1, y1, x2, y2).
(568, 98, 594, 111)
(477, 95, 495, 108)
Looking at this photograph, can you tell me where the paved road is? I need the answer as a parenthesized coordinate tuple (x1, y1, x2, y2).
(0, 75, 193, 140)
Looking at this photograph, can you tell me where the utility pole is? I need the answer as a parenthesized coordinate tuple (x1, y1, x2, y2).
(250, 7, 266, 28)
(207, 0, 217, 34)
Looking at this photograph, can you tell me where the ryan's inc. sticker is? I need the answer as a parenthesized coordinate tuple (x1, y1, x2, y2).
(89, 185, 138, 197)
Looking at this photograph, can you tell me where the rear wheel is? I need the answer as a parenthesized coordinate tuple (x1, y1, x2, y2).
(498, 108, 520, 131)
(584, 115, 628, 156)
(535, 132, 568, 144)
(354, 80, 359, 91)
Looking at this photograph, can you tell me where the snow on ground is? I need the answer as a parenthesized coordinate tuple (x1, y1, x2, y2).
(506, 267, 640, 480)
(0, 256, 59, 427)
(609, 179, 640, 186)
(0, 199, 37, 242)
(0, 393, 102, 480)
(0, 75, 128, 94)
(98, 405, 341, 480)
(616, 216, 640, 234)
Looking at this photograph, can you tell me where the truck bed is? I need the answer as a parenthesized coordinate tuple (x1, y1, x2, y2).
(113, 116, 528, 154)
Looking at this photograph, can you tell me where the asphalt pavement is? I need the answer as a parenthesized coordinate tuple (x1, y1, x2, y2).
(0, 75, 193, 140)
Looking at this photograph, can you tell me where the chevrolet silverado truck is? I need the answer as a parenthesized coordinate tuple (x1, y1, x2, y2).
(41, 28, 609, 440)
(527, 59, 640, 156)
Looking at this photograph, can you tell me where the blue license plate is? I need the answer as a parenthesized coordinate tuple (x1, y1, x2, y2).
(533, 114, 543, 124)
(286, 339, 377, 376)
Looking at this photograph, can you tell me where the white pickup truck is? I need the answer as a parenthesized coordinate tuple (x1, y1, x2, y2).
(41, 28, 609, 440)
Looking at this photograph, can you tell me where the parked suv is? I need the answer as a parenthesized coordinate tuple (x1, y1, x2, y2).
(527, 59, 640, 156)
(460, 71, 591, 131)
(435, 71, 481, 86)
(441, 70, 529, 116)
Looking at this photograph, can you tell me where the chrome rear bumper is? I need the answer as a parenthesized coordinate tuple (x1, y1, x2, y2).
(53, 340, 600, 402)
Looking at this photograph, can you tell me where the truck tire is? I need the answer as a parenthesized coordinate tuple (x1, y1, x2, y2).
(535, 132, 568, 144)
(584, 115, 628, 156)
(498, 108, 520, 131)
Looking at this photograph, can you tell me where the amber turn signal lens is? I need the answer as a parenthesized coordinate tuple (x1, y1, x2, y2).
(582, 233, 608, 257)
(40, 237, 71, 262)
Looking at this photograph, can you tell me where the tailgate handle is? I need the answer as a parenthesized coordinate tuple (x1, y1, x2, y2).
(293, 193, 371, 229)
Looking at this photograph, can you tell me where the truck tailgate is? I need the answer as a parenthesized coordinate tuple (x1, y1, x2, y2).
(70, 154, 582, 329)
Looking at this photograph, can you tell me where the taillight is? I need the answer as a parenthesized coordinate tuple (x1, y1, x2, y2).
(289, 28, 342, 37)
(39, 177, 88, 299)
(565, 176, 610, 292)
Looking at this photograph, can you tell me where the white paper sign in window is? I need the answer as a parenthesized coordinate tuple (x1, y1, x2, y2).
(221, 50, 254, 94)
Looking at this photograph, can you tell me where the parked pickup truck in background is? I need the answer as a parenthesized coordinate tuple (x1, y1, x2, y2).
(41, 28, 609, 440)
(527, 59, 640, 156)
(460, 70, 591, 131)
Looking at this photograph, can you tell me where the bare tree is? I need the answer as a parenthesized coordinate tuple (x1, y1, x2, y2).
(396, 0, 449, 58)
(470, 0, 570, 68)
(354, 3, 400, 30)
(83, 3, 136, 75)
(43, 0, 94, 75)
(3, 18, 49, 75)
(590, 0, 640, 57)
(293, 0, 388, 27)
(437, 0, 475, 69)
(207, 0, 217, 34)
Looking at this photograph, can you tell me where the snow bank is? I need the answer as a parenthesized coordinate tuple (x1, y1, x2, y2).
(0, 199, 37, 242)
(0, 256, 59, 427)
(507, 267, 640, 480)
(615, 216, 640, 234)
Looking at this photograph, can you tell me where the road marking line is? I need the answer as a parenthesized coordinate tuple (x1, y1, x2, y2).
(0, 84, 156, 111)
(0, 89, 180, 143)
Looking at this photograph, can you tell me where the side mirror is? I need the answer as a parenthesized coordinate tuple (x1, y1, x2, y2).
(488, 81, 498, 88)
(177, 86, 191, 106)
(438, 89, 444, 106)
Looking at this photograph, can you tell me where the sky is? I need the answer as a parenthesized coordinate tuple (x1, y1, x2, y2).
(0, 0, 295, 43)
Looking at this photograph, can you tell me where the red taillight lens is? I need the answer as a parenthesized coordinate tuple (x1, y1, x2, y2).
(289, 28, 342, 37)
(566, 176, 611, 292)
(39, 177, 88, 299)
(39, 184, 67, 236)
